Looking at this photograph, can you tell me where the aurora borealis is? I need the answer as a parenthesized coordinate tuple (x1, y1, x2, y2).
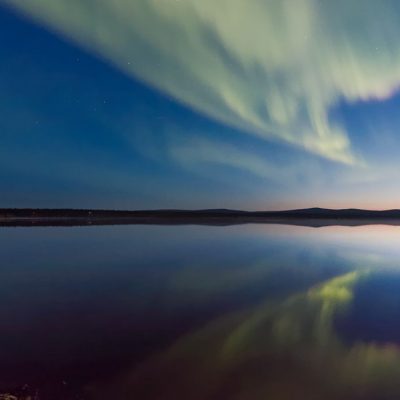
(2, 0, 400, 209)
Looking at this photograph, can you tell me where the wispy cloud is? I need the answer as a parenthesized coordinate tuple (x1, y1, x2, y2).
(3, 0, 400, 165)
(167, 134, 293, 184)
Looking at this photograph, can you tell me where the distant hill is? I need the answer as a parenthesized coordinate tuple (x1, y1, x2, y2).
(1, 207, 400, 227)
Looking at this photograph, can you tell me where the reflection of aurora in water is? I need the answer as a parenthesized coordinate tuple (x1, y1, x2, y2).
(4, 224, 400, 398)
(93, 271, 400, 400)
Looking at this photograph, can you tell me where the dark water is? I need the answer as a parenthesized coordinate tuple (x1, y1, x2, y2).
(1, 224, 400, 399)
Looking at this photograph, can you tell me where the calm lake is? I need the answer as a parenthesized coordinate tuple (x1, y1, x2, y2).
(2, 224, 400, 399)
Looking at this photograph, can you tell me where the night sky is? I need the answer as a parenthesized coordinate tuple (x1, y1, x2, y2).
(2, 1, 400, 210)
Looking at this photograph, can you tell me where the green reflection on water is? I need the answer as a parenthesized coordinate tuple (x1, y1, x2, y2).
(93, 268, 400, 400)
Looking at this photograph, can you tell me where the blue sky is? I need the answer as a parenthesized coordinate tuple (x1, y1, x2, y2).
(2, 1, 400, 210)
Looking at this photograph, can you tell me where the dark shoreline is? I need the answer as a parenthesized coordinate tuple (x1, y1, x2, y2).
(2, 208, 400, 227)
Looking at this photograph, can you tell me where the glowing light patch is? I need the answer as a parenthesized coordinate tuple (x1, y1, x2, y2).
(4, 0, 400, 165)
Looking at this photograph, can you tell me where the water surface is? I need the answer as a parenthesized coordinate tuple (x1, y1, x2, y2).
(1, 224, 400, 399)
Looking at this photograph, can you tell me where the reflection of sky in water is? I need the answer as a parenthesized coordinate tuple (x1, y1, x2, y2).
(1, 225, 400, 398)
